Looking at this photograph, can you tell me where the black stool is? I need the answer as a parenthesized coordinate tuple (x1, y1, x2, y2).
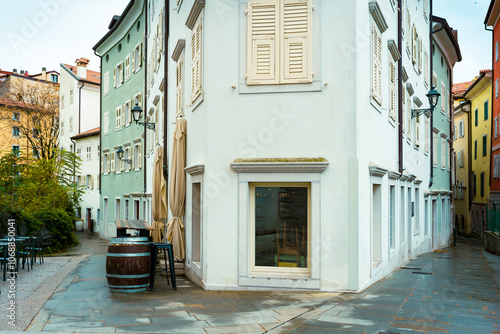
(149, 242, 176, 290)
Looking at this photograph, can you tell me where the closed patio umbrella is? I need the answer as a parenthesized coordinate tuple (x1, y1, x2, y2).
(166, 117, 186, 261)
(152, 147, 167, 242)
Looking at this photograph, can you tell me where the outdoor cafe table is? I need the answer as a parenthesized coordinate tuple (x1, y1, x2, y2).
(114, 219, 153, 238)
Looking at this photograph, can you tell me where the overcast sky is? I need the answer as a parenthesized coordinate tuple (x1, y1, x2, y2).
(0, 0, 492, 83)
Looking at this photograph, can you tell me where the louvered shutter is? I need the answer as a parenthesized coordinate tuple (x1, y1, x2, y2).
(441, 83, 446, 112)
(406, 10, 411, 53)
(176, 58, 183, 116)
(371, 22, 382, 104)
(415, 116, 420, 146)
(191, 16, 202, 100)
(389, 59, 397, 121)
(101, 154, 104, 173)
(91, 175, 94, 189)
(424, 51, 429, 86)
(138, 144, 142, 168)
(407, 93, 411, 139)
(433, 133, 438, 165)
(132, 49, 135, 73)
(247, 0, 279, 85)
(131, 146, 135, 170)
(106, 154, 110, 173)
(425, 118, 430, 153)
(122, 105, 125, 126)
(412, 25, 417, 64)
(441, 139, 446, 168)
(125, 56, 130, 78)
(111, 152, 116, 172)
(418, 37, 422, 74)
(113, 67, 117, 87)
(281, 0, 312, 84)
(402, 87, 406, 134)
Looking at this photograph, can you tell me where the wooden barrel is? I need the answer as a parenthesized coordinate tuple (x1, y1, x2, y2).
(106, 237, 150, 293)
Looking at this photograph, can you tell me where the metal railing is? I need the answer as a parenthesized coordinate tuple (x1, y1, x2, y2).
(487, 202, 500, 234)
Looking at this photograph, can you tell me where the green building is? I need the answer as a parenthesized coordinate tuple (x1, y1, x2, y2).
(93, 0, 147, 238)
(430, 16, 461, 248)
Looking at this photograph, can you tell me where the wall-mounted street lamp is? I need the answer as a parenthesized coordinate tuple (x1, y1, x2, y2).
(131, 103, 155, 130)
(116, 146, 132, 165)
(411, 86, 441, 118)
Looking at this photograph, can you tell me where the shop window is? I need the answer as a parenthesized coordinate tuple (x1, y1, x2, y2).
(251, 183, 309, 274)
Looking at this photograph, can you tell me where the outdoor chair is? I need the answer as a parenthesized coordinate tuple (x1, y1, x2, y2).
(25, 235, 44, 264)
(149, 242, 176, 291)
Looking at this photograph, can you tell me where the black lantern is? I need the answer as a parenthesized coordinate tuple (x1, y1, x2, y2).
(131, 103, 155, 130)
(116, 146, 132, 164)
(412, 87, 442, 119)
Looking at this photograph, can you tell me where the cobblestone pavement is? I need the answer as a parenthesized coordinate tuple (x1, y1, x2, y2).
(10, 235, 499, 333)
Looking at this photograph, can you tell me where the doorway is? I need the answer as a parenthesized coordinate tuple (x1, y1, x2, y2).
(432, 199, 437, 249)
(86, 208, 92, 230)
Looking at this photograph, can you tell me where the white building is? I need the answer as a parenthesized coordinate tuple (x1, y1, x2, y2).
(147, 0, 449, 292)
(59, 58, 101, 230)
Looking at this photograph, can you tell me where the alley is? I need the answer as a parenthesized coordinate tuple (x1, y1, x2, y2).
(18, 235, 500, 334)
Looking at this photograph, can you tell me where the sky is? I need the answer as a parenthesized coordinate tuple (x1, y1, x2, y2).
(0, 0, 493, 83)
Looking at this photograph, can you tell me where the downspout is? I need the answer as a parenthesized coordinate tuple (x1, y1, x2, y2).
(144, 4, 148, 195)
(163, 0, 169, 195)
(449, 68, 454, 245)
(78, 81, 85, 134)
(93, 49, 102, 195)
(429, 3, 436, 188)
(71, 138, 76, 189)
(398, 0, 403, 174)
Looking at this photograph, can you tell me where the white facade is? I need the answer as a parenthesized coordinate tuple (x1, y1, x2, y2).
(154, 0, 448, 292)
(58, 60, 101, 230)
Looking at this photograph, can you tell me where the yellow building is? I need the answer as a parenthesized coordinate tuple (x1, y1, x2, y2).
(464, 70, 492, 239)
(453, 100, 471, 236)
(0, 98, 32, 157)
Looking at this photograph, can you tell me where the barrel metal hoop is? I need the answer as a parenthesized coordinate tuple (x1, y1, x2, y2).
(108, 284, 150, 288)
(106, 273, 150, 278)
(107, 252, 150, 257)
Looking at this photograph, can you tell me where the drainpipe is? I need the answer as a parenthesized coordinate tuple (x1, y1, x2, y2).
(163, 0, 169, 181)
(429, 2, 435, 188)
(93, 49, 102, 195)
(78, 81, 85, 134)
(144, 3, 148, 195)
(71, 138, 77, 187)
(398, 0, 403, 174)
(486, 24, 493, 190)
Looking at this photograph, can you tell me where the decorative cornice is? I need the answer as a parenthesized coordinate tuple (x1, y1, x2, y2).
(388, 171, 401, 180)
(231, 158, 329, 173)
(430, 190, 440, 195)
(402, 67, 409, 82)
(153, 95, 160, 106)
(414, 179, 423, 185)
(185, 162, 205, 176)
(123, 193, 130, 198)
(369, 2, 388, 33)
(186, 0, 205, 30)
(406, 82, 414, 96)
(413, 96, 423, 107)
(407, 174, 416, 182)
(369, 164, 388, 178)
(388, 40, 401, 62)
(400, 174, 411, 181)
(130, 192, 144, 198)
(171, 39, 186, 61)
(159, 78, 165, 92)
(433, 127, 440, 134)
(424, 191, 431, 197)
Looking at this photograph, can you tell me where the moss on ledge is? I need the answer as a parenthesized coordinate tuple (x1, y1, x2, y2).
(232, 157, 327, 163)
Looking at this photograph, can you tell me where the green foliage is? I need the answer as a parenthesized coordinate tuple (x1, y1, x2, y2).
(0, 149, 82, 251)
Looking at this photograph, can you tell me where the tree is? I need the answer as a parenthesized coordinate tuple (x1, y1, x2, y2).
(0, 77, 60, 160)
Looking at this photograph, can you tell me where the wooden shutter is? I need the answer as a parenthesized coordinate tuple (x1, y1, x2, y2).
(441, 138, 446, 168)
(407, 93, 411, 139)
(138, 144, 142, 168)
(433, 133, 438, 165)
(132, 49, 135, 73)
(415, 116, 420, 146)
(441, 83, 446, 112)
(406, 10, 411, 53)
(191, 16, 202, 101)
(106, 154, 110, 173)
(176, 57, 184, 117)
(424, 51, 429, 86)
(389, 59, 397, 121)
(412, 25, 417, 64)
(131, 146, 135, 170)
(113, 67, 117, 87)
(246, 0, 279, 85)
(125, 55, 130, 79)
(111, 152, 116, 172)
(371, 22, 382, 104)
(418, 37, 422, 74)
(122, 105, 126, 127)
(280, 0, 312, 84)
(101, 155, 103, 174)
(425, 118, 430, 153)
(91, 175, 94, 189)
(402, 87, 406, 133)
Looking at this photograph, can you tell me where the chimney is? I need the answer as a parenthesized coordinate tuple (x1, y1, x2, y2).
(20, 70, 24, 75)
(75, 58, 89, 79)
(42, 67, 47, 80)
(13, 69, 17, 73)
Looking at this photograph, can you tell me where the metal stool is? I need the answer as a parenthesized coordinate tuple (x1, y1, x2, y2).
(149, 242, 176, 291)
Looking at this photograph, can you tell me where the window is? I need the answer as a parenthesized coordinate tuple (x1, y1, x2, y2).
(134, 143, 142, 170)
(86, 174, 93, 190)
(424, 118, 430, 153)
(103, 112, 109, 135)
(406, 91, 412, 140)
(32, 128, 39, 139)
(86, 146, 92, 159)
(460, 149, 464, 167)
(372, 183, 382, 266)
(133, 42, 143, 73)
(110, 152, 116, 173)
(250, 183, 309, 274)
(400, 186, 405, 243)
(483, 134, 488, 156)
(76, 147, 82, 159)
(69, 117, 73, 132)
(417, 37, 422, 74)
(481, 172, 485, 197)
(125, 54, 131, 81)
(32, 147, 39, 159)
(125, 147, 132, 172)
(51, 74, 58, 83)
(446, 141, 450, 169)
(116, 106, 122, 130)
(496, 40, 499, 63)
(12, 126, 20, 138)
(116, 199, 121, 220)
(70, 89, 74, 104)
(371, 22, 382, 105)
(475, 109, 478, 126)
(485, 100, 489, 120)
(415, 115, 420, 147)
(102, 154, 108, 174)
(406, 8, 411, 54)
(192, 182, 202, 264)
(424, 50, 429, 86)
(412, 25, 418, 65)
(12, 145, 20, 156)
(104, 72, 110, 95)
(389, 185, 395, 249)
(61, 95, 65, 109)
(475, 139, 477, 160)
(124, 100, 131, 126)
(246, 0, 313, 87)
(114, 62, 124, 88)
(441, 82, 446, 114)
(453, 124, 457, 140)
(61, 121, 64, 135)
(13, 112, 20, 121)
(389, 57, 397, 121)
(459, 120, 464, 138)
(496, 78, 499, 99)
